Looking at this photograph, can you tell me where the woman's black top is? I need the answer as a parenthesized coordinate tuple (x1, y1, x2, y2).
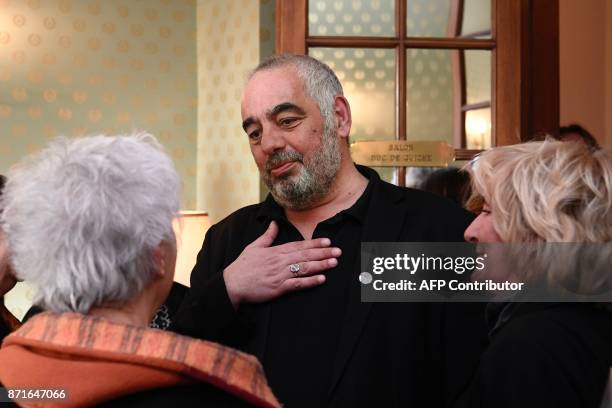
(455, 303, 612, 408)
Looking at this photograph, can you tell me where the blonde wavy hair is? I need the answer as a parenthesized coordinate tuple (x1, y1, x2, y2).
(465, 140, 612, 243)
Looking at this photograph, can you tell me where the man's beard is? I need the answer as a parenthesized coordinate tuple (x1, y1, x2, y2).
(262, 125, 341, 210)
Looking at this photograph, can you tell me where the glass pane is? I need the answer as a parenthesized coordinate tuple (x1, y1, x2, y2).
(465, 50, 491, 105)
(406, 0, 451, 37)
(465, 108, 492, 149)
(462, 0, 491, 37)
(406, 0, 491, 38)
(309, 47, 397, 183)
(308, 0, 395, 37)
(406, 49, 453, 144)
(372, 167, 398, 184)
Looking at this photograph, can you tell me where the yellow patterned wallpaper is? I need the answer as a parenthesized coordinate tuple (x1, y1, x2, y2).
(196, 0, 260, 222)
(258, 0, 275, 199)
(0, 0, 198, 209)
(2, 0, 273, 318)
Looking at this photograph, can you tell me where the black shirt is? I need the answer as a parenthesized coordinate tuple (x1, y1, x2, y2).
(258, 177, 372, 408)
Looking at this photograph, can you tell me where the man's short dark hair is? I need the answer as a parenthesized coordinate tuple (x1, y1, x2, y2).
(558, 124, 600, 150)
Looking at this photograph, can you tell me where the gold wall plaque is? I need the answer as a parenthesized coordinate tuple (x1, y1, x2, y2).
(350, 140, 455, 167)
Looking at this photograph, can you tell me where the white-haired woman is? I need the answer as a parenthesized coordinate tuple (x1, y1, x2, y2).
(0, 135, 279, 408)
(456, 140, 612, 408)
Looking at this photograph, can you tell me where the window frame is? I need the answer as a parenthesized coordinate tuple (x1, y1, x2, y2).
(276, 0, 559, 186)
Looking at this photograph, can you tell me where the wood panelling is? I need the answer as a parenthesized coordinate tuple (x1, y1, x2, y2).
(526, 0, 559, 139)
(494, 0, 525, 146)
(276, 0, 306, 54)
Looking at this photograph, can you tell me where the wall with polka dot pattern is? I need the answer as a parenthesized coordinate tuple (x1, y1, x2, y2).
(0, 0, 198, 210)
(196, 0, 261, 222)
(259, 0, 275, 200)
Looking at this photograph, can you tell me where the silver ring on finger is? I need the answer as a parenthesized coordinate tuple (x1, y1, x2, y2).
(289, 263, 301, 275)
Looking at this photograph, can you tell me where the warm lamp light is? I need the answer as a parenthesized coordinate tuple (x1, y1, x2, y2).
(465, 112, 492, 150)
(172, 211, 211, 287)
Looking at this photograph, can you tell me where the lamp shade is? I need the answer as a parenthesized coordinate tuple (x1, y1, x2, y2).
(172, 211, 210, 287)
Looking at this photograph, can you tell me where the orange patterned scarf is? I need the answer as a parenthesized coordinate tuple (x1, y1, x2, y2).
(0, 312, 280, 408)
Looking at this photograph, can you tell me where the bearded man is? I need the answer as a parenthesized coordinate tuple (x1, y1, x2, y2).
(174, 54, 487, 408)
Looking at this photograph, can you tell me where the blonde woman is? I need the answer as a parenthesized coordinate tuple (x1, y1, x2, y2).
(457, 140, 612, 408)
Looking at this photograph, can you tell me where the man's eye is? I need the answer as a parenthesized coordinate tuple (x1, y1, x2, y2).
(248, 131, 261, 142)
(279, 117, 299, 127)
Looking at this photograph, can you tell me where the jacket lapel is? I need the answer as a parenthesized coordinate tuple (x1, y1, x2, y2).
(328, 178, 410, 397)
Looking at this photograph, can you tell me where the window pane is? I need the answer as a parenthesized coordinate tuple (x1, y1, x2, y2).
(375, 166, 398, 185)
(371, 166, 398, 184)
(465, 50, 491, 105)
(406, 48, 453, 144)
(462, 0, 491, 37)
(406, 0, 491, 38)
(465, 108, 491, 149)
(309, 47, 397, 182)
(406, 0, 451, 37)
(308, 0, 395, 37)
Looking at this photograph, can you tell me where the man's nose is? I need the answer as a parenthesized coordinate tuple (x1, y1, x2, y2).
(260, 127, 286, 155)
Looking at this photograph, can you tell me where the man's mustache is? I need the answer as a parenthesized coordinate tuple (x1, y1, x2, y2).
(265, 151, 304, 172)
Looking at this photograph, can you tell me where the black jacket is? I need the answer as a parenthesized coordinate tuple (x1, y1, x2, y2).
(174, 166, 487, 407)
(98, 383, 250, 407)
(0, 318, 10, 343)
(454, 303, 612, 408)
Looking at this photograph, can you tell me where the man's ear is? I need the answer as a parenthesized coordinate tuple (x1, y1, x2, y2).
(333, 95, 352, 140)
